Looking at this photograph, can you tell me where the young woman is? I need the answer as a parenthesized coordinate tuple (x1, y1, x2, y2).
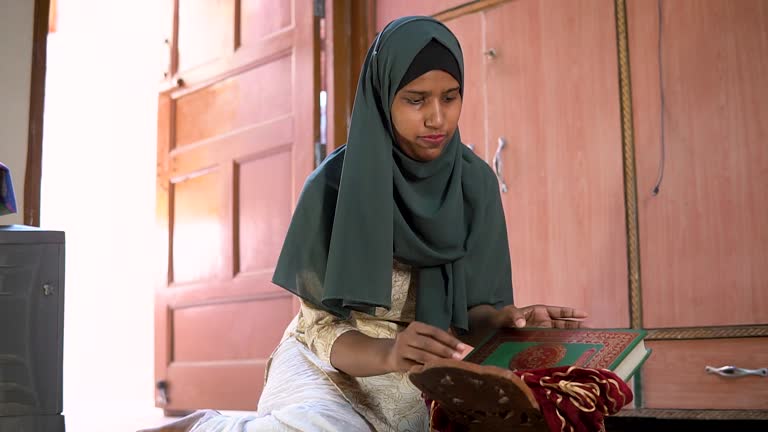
(139, 15, 587, 432)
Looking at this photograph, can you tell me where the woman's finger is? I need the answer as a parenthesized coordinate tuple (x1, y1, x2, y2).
(401, 346, 446, 366)
(562, 319, 583, 328)
(396, 355, 421, 371)
(546, 305, 588, 319)
(411, 321, 467, 351)
(407, 334, 463, 359)
(551, 319, 584, 329)
(498, 306, 527, 327)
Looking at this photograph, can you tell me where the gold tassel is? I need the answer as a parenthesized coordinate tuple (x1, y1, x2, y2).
(429, 400, 438, 431)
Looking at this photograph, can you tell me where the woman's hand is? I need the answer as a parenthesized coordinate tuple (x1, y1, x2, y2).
(386, 321, 470, 373)
(495, 304, 588, 329)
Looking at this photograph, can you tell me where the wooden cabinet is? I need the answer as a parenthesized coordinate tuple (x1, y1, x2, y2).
(374, 0, 768, 420)
(0, 226, 66, 432)
(626, 0, 768, 418)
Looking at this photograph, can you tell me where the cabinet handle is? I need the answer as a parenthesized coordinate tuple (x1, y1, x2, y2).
(705, 365, 767, 378)
(493, 137, 508, 193)
(42, 282, 55, 296)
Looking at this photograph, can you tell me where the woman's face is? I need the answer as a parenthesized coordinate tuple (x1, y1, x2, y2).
(391, 70, 462, 161)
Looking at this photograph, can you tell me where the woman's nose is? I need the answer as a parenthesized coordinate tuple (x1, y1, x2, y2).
(425, 100, 444, 129)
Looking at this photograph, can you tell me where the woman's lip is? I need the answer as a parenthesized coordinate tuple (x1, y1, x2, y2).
(419, 134, 446, 144)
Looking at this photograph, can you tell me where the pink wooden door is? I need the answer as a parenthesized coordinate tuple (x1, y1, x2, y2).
(155, 0, 318, 412)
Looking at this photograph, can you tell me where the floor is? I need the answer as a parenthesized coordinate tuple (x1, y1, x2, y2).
(67, 410, 256, 432)
(54, 404, 768, 432)
(60, 407, 175, 432)
(128, 415, 768, 432)
(604, 417, 768, 432)
(76, 413, 768, 432)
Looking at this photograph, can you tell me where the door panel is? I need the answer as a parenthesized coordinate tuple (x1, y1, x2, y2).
(485, 0, 629, 327)
(241, 0, 293, 44)
(376, 0, 467, 30)
(628, 0, 768, 328)
(171, 170, 228, 284)
(172, 297, 295, 362)
(174, 56, 293, 148)
(166, 362, 268, 410)
(237, 149, 293, 274)
(177, 0, 235, 74)
(156, 0, 317, 412)
(444, 12, 486, 157)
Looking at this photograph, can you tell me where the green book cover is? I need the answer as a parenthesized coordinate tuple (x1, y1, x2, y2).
(464, 327, 650, 381)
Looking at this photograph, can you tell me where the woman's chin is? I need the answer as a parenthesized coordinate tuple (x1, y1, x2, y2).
(413, 144, 447, 161)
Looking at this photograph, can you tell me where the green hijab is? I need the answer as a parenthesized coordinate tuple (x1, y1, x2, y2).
(272, 16, 513, 332)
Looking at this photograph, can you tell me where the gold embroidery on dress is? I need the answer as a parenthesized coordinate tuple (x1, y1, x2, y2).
(279, 261, 427, 432)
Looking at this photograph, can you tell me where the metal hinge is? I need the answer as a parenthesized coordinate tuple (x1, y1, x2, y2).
(156, 380, 169, 406)
(315, 141, 327, 167)
(313, 0, 325, 18)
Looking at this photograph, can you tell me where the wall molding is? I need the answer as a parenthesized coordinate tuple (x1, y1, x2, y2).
(614, 408, 768, 421)
(433, 0, 511, 22)
(614, 0, 643, 330)
(646, 325, 768, 340)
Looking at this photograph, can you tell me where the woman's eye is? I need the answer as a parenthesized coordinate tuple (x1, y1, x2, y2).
(406, 98, 423, 105)
(443, 96, 457, 102)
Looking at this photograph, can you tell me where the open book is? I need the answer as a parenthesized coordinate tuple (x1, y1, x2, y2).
(408, 328, 650, 430)
(464, 327, 651, 381)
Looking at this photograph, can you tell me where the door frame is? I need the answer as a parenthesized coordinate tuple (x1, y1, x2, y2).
(23, 0, 52, 227)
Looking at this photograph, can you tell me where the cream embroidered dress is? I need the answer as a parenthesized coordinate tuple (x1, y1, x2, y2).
(189, 263, 429, 432)
(280, 261, 427, 431)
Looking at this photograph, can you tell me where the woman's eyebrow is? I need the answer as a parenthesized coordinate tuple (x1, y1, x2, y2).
(403, 90, 429, 96)
(403, 86, 460, 97)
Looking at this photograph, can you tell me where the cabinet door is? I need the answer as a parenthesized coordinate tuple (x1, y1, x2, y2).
(642, 338, 768, 410)
(628, 0, 768, 328)
(376, 0, 467, 30)
(444, 11, 486, 157)
(485, 0, 629, 327)
(0, 243, 63, 416)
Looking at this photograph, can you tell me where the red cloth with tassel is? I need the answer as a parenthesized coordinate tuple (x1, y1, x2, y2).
(421, 366, 633, 432)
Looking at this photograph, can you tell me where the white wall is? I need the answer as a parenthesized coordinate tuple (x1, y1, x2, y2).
(0, 0, 34, 226)
(40, 0, 172, 430)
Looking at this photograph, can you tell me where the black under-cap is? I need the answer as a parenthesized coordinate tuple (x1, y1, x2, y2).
(396, 39, 463, 95)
